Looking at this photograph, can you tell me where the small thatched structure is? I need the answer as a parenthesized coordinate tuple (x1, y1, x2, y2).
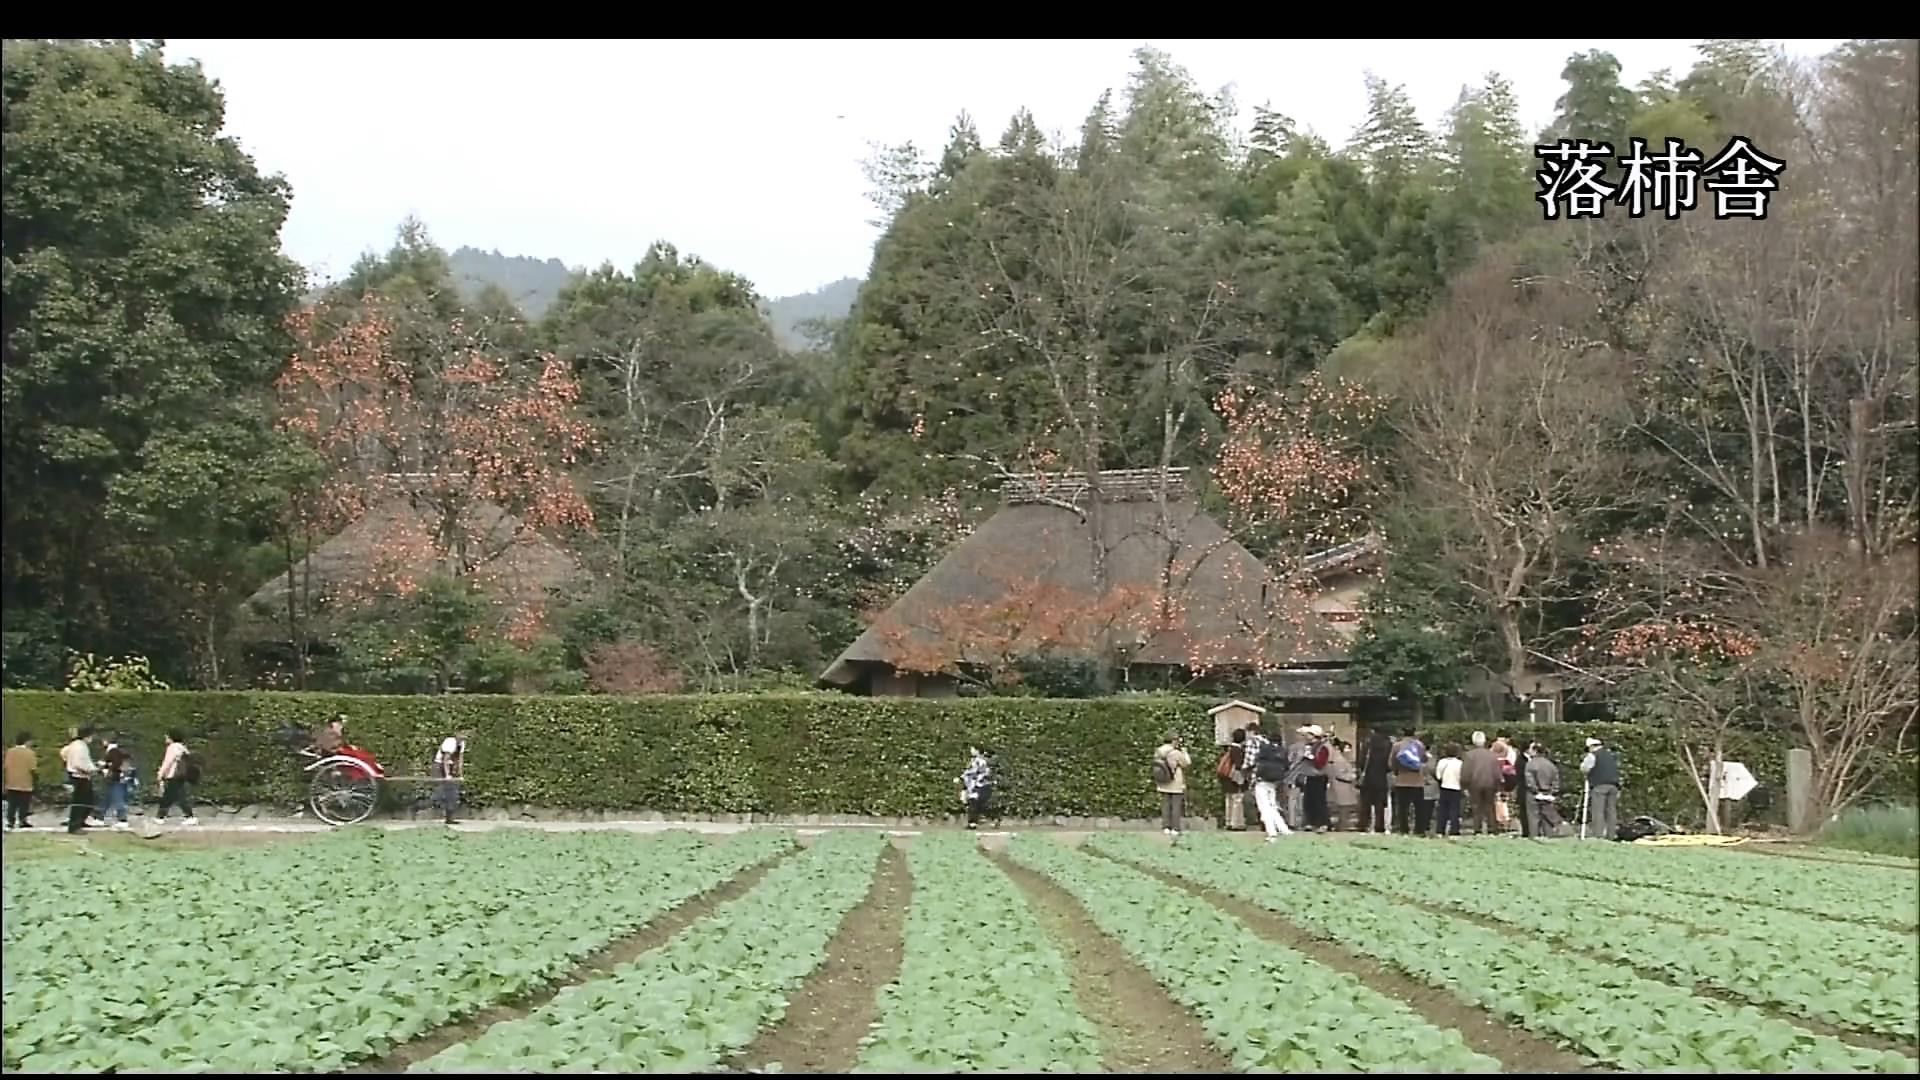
(235, 496, 585, 645)
(820, 468, 1364, 696)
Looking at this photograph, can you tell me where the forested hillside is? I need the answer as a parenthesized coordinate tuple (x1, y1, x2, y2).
(447, 247, 574, 318)
(764, 277, 862, 349)
(2, 40, 1914, 811)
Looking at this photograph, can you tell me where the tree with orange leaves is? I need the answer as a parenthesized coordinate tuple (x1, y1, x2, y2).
(868, 567, 1152, 692)
(1585, 525, 1917, 829)
(274, 288, 595, 684)
(1170, 372, 1389, 677)
(1582, 528, 1763, 833)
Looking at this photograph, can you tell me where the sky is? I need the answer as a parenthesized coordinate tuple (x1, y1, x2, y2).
(166, 38, 1847, 301)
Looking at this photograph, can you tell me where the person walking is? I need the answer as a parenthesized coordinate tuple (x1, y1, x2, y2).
(1434, 742, 1465, 837)
(1153, 732, 1193, 839)
(4, 731, 37, 830)
(1523, 742, 1561, 838)
(61, 727, 99, 834)
(100, 735, 135, 829)
(1296, 725, 1333, 832)
(155, 730, 199, 826)
(1462, 732, 1503, 836)
(1389, 731, 1425, 834)
(1580, 736, 1622, 841)
(1328, 738, 1358, 831)
(958, 745, 996, 830)
(430, 732, 468, 826)
(1358, 728, 1392, 833)
(1244, 718, 1293, 842)
(1219, 728, 1249, 830)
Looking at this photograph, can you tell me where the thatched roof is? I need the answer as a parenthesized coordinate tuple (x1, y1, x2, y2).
(236, 497, 585, 641)
(820, 468, 1354, 686)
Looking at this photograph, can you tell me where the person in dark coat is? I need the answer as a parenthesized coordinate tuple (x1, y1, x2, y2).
(1461, 731, 1503, 835)
(1358, 729, 1393, 833)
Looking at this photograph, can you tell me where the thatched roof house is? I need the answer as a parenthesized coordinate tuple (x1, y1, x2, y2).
(236, 496, 585, 645)
(820, 468, 1373, 697)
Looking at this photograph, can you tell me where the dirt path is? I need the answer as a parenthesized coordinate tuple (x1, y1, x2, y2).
(989, 850, 1233, 1073)
(1092, 849, 1596, 1074)
(349, 847, 791, 1073)
(724, 841, 912, 1073)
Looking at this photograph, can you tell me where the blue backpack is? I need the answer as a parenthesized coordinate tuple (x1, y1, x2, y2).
(1394, 739, 1425, 771)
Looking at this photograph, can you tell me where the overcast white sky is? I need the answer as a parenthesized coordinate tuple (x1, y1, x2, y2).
(166, 39, 1845, 300)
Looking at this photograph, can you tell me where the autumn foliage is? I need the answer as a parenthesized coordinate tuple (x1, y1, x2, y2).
(1585, 527, 1918, 820)
(869, 570, 1152, 688)
(275, 296, 596, 645)
(1207, 373, 1388, 556)
(582, 642, 685, 694)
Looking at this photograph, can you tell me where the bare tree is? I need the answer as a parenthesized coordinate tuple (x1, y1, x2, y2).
(1386, 248, 1641, 697)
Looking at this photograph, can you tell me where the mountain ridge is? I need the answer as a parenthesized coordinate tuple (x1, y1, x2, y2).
(443, 246, 859, 349)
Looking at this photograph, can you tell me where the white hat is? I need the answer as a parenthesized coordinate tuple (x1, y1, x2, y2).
(1470, 731, 1487, 747)
(1298, 724, 1326, 738)
(1585, 737, 1603, 749)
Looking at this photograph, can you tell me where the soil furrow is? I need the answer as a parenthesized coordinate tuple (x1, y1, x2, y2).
(1091, 847, 1597, 1073)
(349, 843, 792, 1074)
(988, 849, 1232, 1073)
(1151, 849, 1916, 1060)
(1300, 871, 1918, 1058)
(724, 840, 913, 1073)
(1357, 842, 1917, 934)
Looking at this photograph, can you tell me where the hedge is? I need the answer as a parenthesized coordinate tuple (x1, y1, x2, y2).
(1, 691, 1898, 825)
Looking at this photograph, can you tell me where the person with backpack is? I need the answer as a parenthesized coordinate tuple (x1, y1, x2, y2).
(155, 730, 199, 826)
(1388, 732, 1426, 834)
(1217, 728, 1249, 831)
(1244, 718, 1293, 842)
(1358, 728, 1393, 832)
(1152, 731, 1192, 839)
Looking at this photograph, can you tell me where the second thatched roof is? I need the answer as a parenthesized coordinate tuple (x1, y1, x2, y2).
(235, 497, 585, 641)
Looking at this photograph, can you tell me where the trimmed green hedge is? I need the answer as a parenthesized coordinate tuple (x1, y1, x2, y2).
(3, 691, 1896, 824)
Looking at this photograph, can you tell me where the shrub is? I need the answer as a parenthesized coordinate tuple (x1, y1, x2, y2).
(3, 691, 1905, 823)
(1813, 804, 1920, 859)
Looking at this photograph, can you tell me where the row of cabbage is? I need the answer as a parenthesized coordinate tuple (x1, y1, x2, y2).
(413, 829, 888, 1072)
(1, 827, 793, 1072)
(1004, 835, 1503, 1072)
(854, 832, 1102, 1071)
(1090, 833, 1916, 1074)
(1303, 838, 1917, 1040)
(1383, 836, 1919, 929)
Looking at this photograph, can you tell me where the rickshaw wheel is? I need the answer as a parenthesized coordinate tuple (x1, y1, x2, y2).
(308, 759, 380, 826)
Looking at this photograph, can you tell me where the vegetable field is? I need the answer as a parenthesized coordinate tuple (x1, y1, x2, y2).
(3, 828, 1915, 1073)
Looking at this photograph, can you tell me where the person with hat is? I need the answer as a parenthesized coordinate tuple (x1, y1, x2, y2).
(1461, 731, 1503, 836)
(1152, 730, 1193, 839)
(1295, 725, 1333, 832)
(1580, 736, 1621, 840)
